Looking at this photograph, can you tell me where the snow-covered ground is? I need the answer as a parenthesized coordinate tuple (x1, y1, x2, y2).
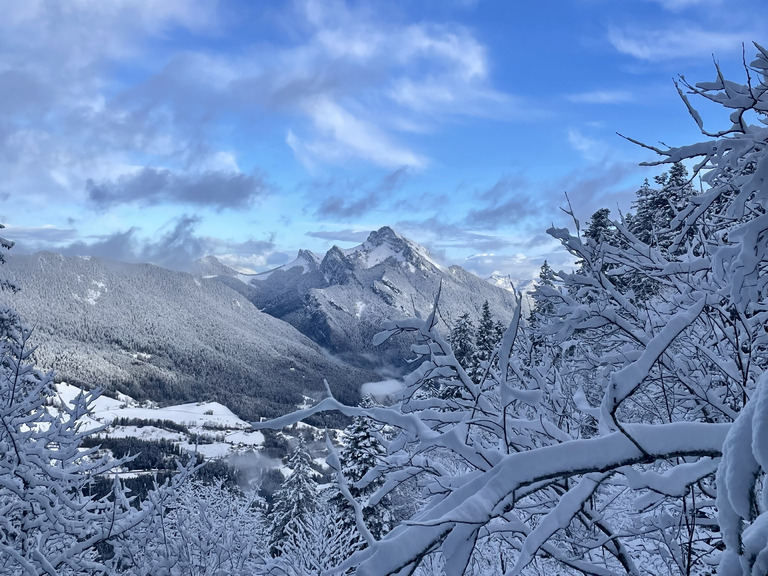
(51, 382, 338, 487)
(53, 383, 264, 459)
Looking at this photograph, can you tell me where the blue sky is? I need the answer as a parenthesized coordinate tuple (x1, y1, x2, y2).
(1, 0, 765, 280)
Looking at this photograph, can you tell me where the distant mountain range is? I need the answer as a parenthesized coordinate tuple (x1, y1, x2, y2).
(1, 227, 533, 419)
(220, 227, 525, 372)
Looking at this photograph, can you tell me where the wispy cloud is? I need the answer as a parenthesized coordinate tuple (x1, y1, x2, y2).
(3, 225, 78, 249)
(288, 98, 426, 169)
(567, 129, 609, 162)
(462, 252, 547, 280)
(642, 0, 722, 12)
(567, 90, 634, 104)
(242, 0, 516, 168)
(19, 216, 284, 272)
(463, 176, 542, 229)
(311, 167, 410, 219)
(306, 229, 371, 243)
(608, 26, 746, 61)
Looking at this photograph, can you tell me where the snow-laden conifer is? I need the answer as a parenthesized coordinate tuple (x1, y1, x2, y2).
(268, 435, 318, 557)
(337, 396, 391, 541)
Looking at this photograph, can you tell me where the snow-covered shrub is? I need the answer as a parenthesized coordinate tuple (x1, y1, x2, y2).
(113, 478, 267, 576)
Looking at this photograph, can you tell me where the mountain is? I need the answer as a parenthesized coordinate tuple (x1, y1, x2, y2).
(232, 227, 522, 373)
(1, 252, 376, 422)
(485, 274, 536, 314)
(194, 255, 240, 277)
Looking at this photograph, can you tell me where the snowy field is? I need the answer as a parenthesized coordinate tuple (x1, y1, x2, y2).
(52, 382, 265, 459)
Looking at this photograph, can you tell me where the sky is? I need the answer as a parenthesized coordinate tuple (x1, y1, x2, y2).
(0, 0, 765, 281)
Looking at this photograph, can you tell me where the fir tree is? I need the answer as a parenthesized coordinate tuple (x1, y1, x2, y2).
(471, 301, 501, 382)
(337, 396, 391, 541)
(630, 162, 696, 254)
(530, 260, 556, 320)
(268, 435, 318, 557)
(627, 163, 697, 300)
(583, 207, 614, 244)
(448, 312, 475, 369)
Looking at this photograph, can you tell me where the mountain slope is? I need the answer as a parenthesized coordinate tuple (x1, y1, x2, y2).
(235, 227, 523, 372)
(1, 252, 375, 421)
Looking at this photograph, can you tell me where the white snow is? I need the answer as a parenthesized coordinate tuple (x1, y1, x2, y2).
(107, 425, 186, 442)
(53, 383, 263, 460)
(71, 279, 108, 305)
(246, 250, 321, 282)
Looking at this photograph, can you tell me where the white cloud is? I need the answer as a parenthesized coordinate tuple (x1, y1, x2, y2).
(268, 0, 514, 166)
(462, 250, 572, 280)
(0, 0, 224, 214)
(567, 129, 607, 162)
(643, 0, 722, 12)
(297, 97, 427, 169)
(608, 26, 746, 61)
(567, 90, 634, 104)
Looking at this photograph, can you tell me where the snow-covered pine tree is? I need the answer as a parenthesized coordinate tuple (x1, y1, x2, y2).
(583, 207, 614, 244)
(268, 435, 318, 557)
(470, 300, 502, 383)
(630, 162, 696, 254)
(529, 260, 557, 322)
(448, 313, 475, 370)
(337, 396, 390, 541)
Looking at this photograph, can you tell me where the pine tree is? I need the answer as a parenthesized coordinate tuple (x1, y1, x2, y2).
(583, 207, 614, 244)
(337, 396, 390, 541)
(530, 260, 556, 320)
(625, 163, 697, 301)
(448, 312, 475, 369)
(630, 162, 696, 254)
(268, 435, 318, 557)
(528, 260, 560, 357)
(471, 300, 499, 382)
(578, 208, 620, 279)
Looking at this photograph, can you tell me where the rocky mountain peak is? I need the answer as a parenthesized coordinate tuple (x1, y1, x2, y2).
(356, 226, 438, 271)
(364, 226, 401, 247)
(320, 245, 354, 285)
(296, 249, 320, 272)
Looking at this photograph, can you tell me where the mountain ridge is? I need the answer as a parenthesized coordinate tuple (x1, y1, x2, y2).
(234, 227, 524, 373)
(1, 251, 375, 423)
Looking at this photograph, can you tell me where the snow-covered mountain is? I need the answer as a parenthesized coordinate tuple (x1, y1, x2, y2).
(485, 274, 536, 314)
(193, 255, 241, 277)
(1, 252, 376, 422)
(232, 227, 523, 372)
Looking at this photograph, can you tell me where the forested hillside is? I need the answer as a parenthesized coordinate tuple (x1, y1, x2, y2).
(0, 252, 375, 420)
